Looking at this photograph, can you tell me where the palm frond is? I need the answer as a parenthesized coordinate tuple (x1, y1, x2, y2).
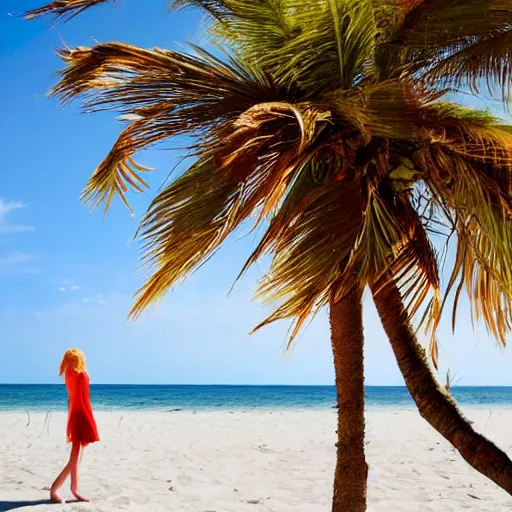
(176, 0, 380, 96)
(251, 178, 363, 345)
(425, 29, 512, 104)
(400, 0, 510, 40)
(450, 217, 512, 346)
(325, 80, 445, 143)
(131, 157, 244, 311)
(341, 182, 406, 287)
(25, 0, 114, 21)
(50, 42, 282, 211)
(129, 101, 332, 317)
(380, 197, 442, 368)
(178, 0, 380, 96)
(397, 0, 512, 102)
(80, 122, 154, 214)
(171, 0, 233, 20)
(235, 155, 329, 281)
(172, 0, 296, 61)
(269, 0, 378, 95)
(413, 107, 512, 350)
(418, 102, 512, 167)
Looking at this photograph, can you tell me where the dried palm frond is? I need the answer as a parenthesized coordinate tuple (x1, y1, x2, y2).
(250, 177, 363, 345)
(50, 43, 282, 211)
(381, 198, 442, 368)
(25, 0, 114, 21)
(413, 106, 512, 352)
(129, 100, 332, 317)
(451, 217, 512, 346)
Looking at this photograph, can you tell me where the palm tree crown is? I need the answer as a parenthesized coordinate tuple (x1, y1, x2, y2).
(27, 0, 512, 368)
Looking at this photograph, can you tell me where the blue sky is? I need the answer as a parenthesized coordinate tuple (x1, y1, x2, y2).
(1, 1, 511, 385)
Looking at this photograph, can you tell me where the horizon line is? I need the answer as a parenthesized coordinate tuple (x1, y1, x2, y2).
(1, 383, 512, 388)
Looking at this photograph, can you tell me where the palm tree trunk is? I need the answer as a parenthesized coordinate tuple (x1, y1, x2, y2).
(371, 274, 512, 495)
(329, 286, 368, 512)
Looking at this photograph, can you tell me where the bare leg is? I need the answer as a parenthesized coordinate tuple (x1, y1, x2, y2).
(70, 442, 89, 502)
(50, 449, 72, 502)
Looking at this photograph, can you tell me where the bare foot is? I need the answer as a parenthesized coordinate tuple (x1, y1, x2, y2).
(71, 489, 90, 502)
(50, 491, 63, 504)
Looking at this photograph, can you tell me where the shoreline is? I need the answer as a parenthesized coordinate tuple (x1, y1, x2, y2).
(1, 409, 512, 511)
(2, 402, 512, 413)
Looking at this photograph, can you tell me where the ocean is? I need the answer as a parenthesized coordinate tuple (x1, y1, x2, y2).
(1, 385, 512, 412)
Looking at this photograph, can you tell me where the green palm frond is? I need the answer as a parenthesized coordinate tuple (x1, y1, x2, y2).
(416, 103, 512, 170)
(270, 0, 378, 94)
(172, 0, 233, 20)
(172, 0, 296, 61)
(25, 0, 114, 21)
(176, 0, 379, 96)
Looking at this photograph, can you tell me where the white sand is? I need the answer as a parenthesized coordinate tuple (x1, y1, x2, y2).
(1, 408, 511, 511)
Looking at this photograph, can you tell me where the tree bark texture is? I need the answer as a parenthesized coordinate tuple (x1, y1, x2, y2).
(371, 275, 512, 495)
(330, 286, 368, 512)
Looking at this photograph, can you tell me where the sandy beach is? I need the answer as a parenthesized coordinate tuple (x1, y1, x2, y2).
(1, 408, 511, 512)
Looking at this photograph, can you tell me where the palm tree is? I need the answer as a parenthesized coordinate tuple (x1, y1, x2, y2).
(26, 1, 512, 510)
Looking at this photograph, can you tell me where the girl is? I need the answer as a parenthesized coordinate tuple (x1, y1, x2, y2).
(50, 348, 100, 503)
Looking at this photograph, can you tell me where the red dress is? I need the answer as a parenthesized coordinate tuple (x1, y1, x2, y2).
(65, 370, 100, 447)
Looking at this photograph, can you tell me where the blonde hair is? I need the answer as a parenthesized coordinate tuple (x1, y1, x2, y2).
(59, 348, 86, 376)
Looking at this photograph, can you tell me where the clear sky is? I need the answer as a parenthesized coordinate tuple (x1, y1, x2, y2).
(1, 1, 511, 385)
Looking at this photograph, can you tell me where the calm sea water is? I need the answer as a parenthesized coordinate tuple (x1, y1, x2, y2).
(1, 385, 511, 412)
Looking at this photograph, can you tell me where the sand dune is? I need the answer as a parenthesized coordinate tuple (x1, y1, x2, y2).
(1, 408, 511, 511)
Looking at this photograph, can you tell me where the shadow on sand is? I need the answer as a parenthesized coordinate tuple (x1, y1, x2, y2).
(0, 500, 53, 511)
